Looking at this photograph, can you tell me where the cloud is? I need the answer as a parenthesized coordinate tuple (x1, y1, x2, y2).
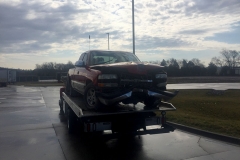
(0, 2, 92, 53)
(179, 29, 209, 35)
(146, 2, 157, 8)
(135, 36, 193, 50)
(0, 0, 240, 69)
(185, 0, 240, 15)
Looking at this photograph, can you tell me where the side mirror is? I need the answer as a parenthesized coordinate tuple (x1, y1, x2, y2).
(75, 60, 85, 67)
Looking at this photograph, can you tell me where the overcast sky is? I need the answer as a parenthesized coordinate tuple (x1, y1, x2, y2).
(0, 0, 240, 69)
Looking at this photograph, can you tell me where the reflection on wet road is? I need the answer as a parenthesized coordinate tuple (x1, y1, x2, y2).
(0, 86, 240, 160)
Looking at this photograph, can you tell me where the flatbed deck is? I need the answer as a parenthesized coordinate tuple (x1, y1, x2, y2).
(61, 92, 175, 116)
(59, 91, 176, 134)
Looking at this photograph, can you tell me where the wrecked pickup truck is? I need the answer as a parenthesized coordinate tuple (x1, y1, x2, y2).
(66, 50, 178, 110)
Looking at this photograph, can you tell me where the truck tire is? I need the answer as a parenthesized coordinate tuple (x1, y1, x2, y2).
(84, 83, 103, 110)
(68, 108, 77, 134)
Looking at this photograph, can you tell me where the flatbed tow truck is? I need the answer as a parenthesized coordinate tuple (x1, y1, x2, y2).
(59, 87, 177, 135)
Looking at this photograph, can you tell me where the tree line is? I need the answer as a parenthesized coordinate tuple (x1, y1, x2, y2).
(11, 61, 75, 82)
(145, 49, 240, 76)
(28, 49, 240, 79)
(34, 61, 74, 78)
(1, 49, 239, 82)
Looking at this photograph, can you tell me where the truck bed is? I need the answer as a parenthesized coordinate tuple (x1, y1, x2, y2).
(62, 92, 176, 118)
(60, 92, 176, 133)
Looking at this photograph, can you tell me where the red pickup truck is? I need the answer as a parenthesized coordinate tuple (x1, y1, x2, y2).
(66, 50, 178, 110)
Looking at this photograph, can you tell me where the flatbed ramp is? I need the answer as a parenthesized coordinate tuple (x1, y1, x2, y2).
(59, 92, 176, 134)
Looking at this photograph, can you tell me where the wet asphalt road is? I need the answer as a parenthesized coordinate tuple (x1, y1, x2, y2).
(0, 86, 240, 160)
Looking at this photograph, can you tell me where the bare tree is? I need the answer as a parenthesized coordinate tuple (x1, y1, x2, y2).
(181, 59, 188, 68)
(211, 56, 224, 67)
(160, 59, 167, 66)
(220, 49, 240, 68)
(238, 54, 240, 66)
(168, 58, 179, 69)
(35, 64, 41, 69)
(177, 60, 183, 68)
(191, 58, 205, 67)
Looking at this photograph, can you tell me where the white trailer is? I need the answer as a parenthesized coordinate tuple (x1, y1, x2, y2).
(0, 70, 16, 87)
(8, 70, 16, 83)
(0, 70, 7, 87)
(59, 87, 176, 135)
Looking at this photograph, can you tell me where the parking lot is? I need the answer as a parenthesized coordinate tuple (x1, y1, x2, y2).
(0, 86, 240, 160)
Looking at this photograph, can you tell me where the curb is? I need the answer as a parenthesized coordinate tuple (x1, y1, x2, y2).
(166, 121, 240, 146)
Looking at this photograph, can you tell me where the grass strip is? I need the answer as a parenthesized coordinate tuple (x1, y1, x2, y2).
(168, 89, 240, 138)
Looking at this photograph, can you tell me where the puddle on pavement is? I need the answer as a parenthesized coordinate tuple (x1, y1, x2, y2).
(0, 98, 6, 104)
(52, 108, 60, 111)
(16, 87, 40, 93)
(38, 99, 45, 103)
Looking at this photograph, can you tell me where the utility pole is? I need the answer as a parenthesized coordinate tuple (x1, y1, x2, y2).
(106, 33, 109, 50)
(89, 35, 90, 50)
(132, 0, 135, 54)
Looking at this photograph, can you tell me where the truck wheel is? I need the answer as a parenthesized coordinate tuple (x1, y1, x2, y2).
(68, 108, 77, 134)
(84, 83, 102, 110)
(59, 99, 64, 115)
